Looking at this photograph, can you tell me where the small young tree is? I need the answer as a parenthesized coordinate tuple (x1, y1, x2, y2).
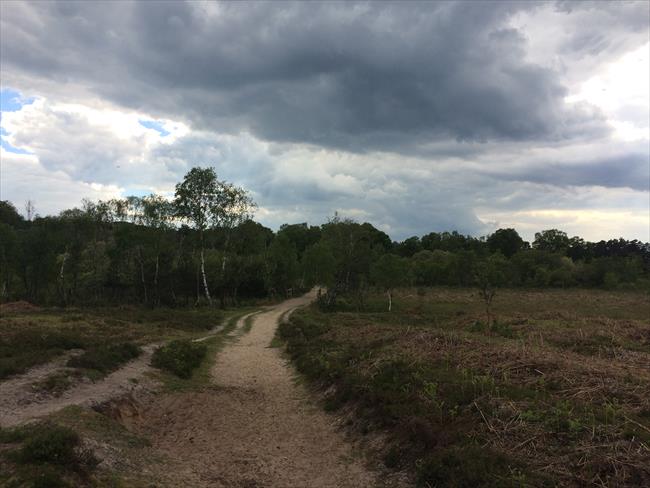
(370, 254, 412, 311)
(174, 167, 254, 305)
(475, 254, 507, 324)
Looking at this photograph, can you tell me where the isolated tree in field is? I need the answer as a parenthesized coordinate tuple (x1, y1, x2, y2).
(370, 254, 412, 311)
(475, 254, 508, 325)
(174, 167, 254, 305)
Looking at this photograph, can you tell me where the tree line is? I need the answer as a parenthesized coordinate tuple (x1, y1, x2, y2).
(0, 167, 648, 308)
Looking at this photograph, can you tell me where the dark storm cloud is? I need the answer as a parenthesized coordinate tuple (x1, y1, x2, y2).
(2, 0, 630, 152)
(484, 153, 650, 192)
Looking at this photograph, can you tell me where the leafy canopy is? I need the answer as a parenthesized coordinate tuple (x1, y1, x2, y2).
(174, 167, 255, 233)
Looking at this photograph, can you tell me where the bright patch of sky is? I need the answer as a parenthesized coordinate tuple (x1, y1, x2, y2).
(0, 137, 32, 154)
(566, 43, 650, 142)
(122, 188, 157, 198)
(0, 88, 34, 112)
(1, 88, 35, 153)
(139, 119, 171, 137)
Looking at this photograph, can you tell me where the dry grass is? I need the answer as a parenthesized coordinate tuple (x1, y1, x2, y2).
(0, 305, 225, 380)
(283, 287, 650, 487)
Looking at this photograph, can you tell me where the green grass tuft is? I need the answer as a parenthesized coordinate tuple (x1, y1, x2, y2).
(151, 339, 207, 379)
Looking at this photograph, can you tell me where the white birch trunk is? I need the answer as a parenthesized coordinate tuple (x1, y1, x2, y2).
(139, 252, 148, 304)
(201, 248, 212, 304)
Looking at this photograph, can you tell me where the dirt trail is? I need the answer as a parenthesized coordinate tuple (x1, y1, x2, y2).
(0, 310, 258, 428)
(135, 292, 400, 488)
(0, 345, 159, 428)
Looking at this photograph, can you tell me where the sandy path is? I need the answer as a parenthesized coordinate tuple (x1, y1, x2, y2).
(0, 345, 159, 428)
(0, 310, 256, 428)
(135, 292, 398, 488)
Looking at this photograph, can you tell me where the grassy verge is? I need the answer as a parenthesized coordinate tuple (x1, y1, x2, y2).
(279, 287, 650, 487)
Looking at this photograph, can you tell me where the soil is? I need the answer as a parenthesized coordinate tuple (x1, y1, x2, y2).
(129, 291, 403, 487)
(1, 293, 405, 487)
(0, 345, 159, 427)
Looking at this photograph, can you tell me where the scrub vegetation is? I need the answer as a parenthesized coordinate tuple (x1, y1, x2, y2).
(0, 304, 224, 380)
(279, 288, 650, 487)
(0, 422, 98, 487)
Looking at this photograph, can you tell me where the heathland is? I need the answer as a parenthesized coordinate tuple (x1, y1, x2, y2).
(1, 167, 648, 486)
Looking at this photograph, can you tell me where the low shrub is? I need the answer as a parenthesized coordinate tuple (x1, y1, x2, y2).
(416, 445, 517, 487)
(17, 425, 80, 465)
(67, 342, 141, 374)
(2, 423, 98, 487)
(13, 423, 97, 471)
(151, 339, 207, 378)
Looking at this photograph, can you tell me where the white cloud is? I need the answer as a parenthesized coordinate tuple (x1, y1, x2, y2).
(0, 2, 648, 241)
(0, 149, 123, 216)
(1, 96, 189, 193)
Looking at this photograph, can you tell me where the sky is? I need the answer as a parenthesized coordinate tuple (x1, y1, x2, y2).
(0, 1, 648, 242)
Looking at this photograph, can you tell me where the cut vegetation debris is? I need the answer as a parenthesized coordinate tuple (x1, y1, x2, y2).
(279, 287, 650, 487)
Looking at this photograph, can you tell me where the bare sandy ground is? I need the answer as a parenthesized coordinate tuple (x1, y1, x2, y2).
(0, 345, 159, 428)
(133, 292, 404, 488)
(1, 295, 406, 486)
(0, 310, 256, 428)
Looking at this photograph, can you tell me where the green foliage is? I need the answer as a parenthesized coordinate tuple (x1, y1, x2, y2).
(487, 228, 526, 258)
(416, 445, 517, 487)
(1, 423, 98, 487)
(12, 423, 97, 471)
(533, 228, 570, 253)
(302, 241, 336, 287)
(151, 339, 207, 378)
(67, 342, 141, 375)
(174, 167, 254, 233)
(0, 200, 25, 227)
(1, 169, 648, 309)
(17, 425, 80, 465)
(370, 254, 413, 291)
(370, 254, 413, 310)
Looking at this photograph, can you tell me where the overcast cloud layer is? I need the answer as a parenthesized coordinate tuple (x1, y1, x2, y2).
(1, 1, 648, 241)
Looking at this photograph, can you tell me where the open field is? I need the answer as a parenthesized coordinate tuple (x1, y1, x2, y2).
(2, 288, 649, 487)
(279, 288, 650, 487)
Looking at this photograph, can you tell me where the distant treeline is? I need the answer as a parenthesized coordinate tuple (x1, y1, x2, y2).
(1, 168, 648, 307)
